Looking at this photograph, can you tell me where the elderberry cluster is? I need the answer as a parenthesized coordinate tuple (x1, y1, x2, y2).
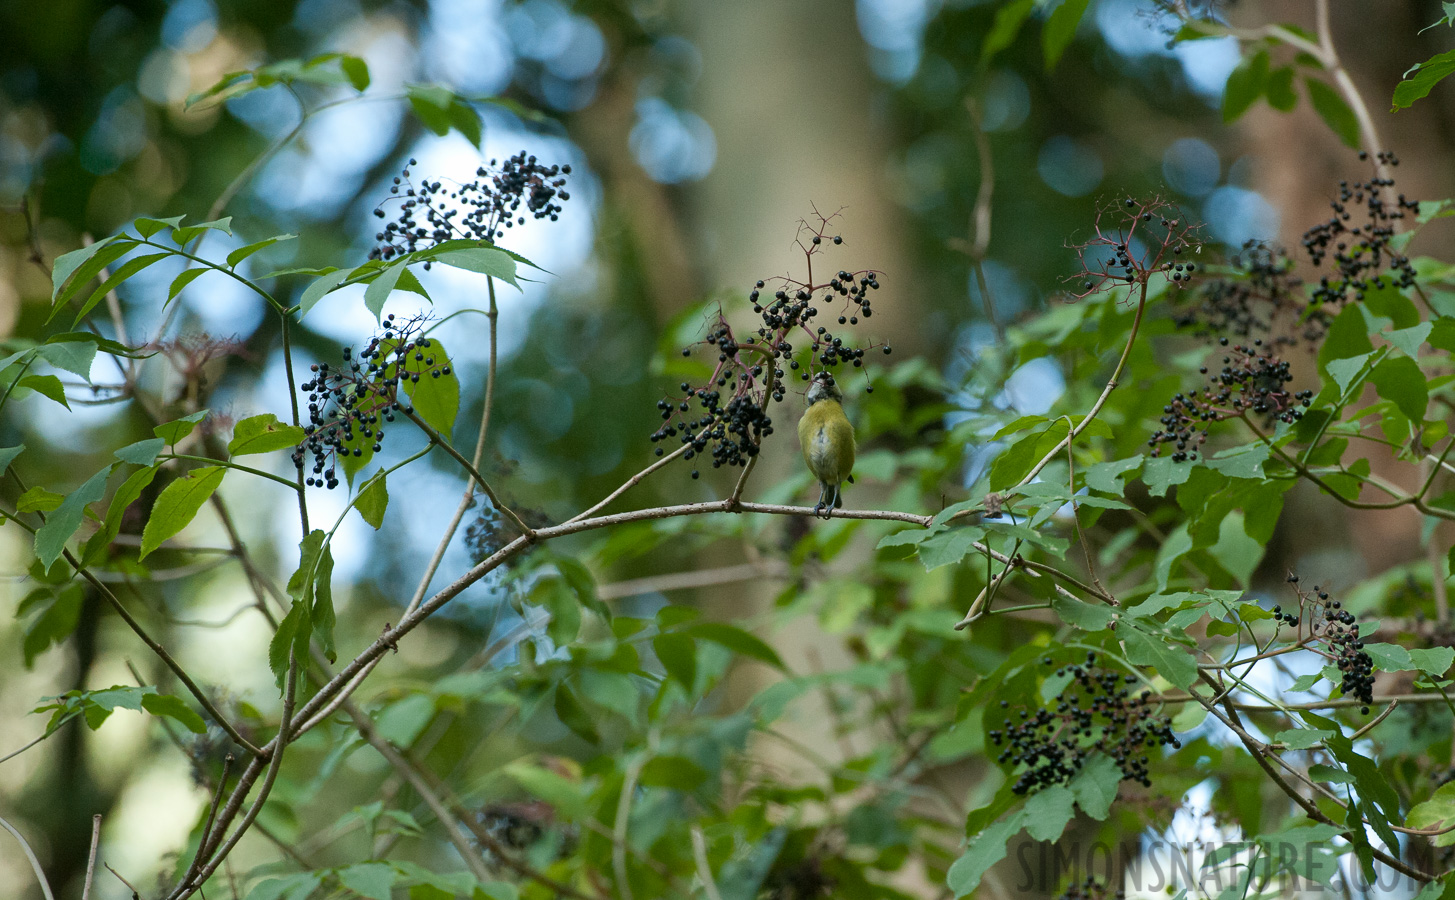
(1148, 339, 1311, 461)
(650, 213, 891, 477)
(1071, 198, 1202, 297)
(1281, 574, 1374, 713)
(293, 314, 446, 489)
(1176, 242, 1325, 349)
(1302, 152, 1419, 307)
(369, 152, 571, 262)
(988, 653, 1180, 795)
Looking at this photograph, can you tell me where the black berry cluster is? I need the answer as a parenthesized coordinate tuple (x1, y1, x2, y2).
(1070, 198, 1202, 298)
(1055, 878, 1124, 900)
(650, 210, 890, 478)
(293, 314, 447, 489)
(1148, 340, 1311, 461)
(369, 152, 571, 262)
(988, 653, 1180, 795)
(1281, 574, 1374, 714)
(1301, 152, 1419, 307)
(1175, 242, 1326, 350)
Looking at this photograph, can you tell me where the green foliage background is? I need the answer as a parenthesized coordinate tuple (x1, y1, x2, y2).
(6, 2, 1455, 900)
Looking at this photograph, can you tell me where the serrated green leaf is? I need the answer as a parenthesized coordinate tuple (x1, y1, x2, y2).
(18, 374, 69, 409)
(139, 466, 225, 559)
(227, 234, 296, 269)
(652, 632, 697, 690)
(228, 413, 306, 456)
(299, 266, 357, 317)
(1369, 355, 1428, 423)
(115, 438, 166, 466)
(34, 465, 113, 567)
(82, 464, 160, 566)
(155, 409, 210, 445)
(947, 811, 1027, 897)
(1117, 619, 1197, 688)
(356, 470, 389, 529)
(1393, 47, 1455, 111)
(35, 339, 97, 380)
(433, 246, 519, 287)
(363, 261, 407, 319)
(338, 862, 398, 900)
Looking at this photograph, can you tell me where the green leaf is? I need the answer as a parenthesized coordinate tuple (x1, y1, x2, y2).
(553, 684, 600, 744)
(1042, 0, 1090, 70)
(244, 872, 323, 900)
(172, 216, 233, 245)
(980, 0, 1035, 68)
(396, 337, 460, 440)
(155, 409, 210, 445)
(268, 598, 311, 691)
(363, 261, 407, 319)
(115, 438, 166, 466)
(36, 338, 97, 380)
(1326, 352, 1371, 396)
(1209, 511, 1263, 588)
(1393, 48, 1455, 111)
(1142, 455, 1193, 497)
(312, 543, 336, 664)
(432, 246, 519, 286)
(1023, 784, 1076, 841)
(639, 754, 710, 790)
(1069, 752, 1121, 819)
(356, 470, 389, 529)
(407, 84, 456, 135)
(684, 622, 786, 670)
(140, 692, 207, 734)
(138, 466, 225, 559)
(1275, 727, 1334, 750)
(299, 266, 356, 317)
(228, 413, 306, 456)
(652, 633, 697, 690)
(1083, 456, 1142, 494)
(34, 465, 114, 567)
(134, 215, 186, 239)
(1362, 642, 1416, 671)
(18, 487, 64, 513)
(1052, 595, 1115, 631)
(1386, 322, 1433, 358)
(1411, 647, 1455, 676)
(0, 444, 24, 473)
(1116, 619, 1197, 689)
(22, 585, 84, 667)
(1369, 355, 1428, 423)
(70, 252, 171, 326)
(51, 236, 132, 307)
(83, 465, 160, 566)
(1305, 77, 1361, 147)
(341, 55, 371, 91)
(448, 100, 483, 148)
(1223, 50, 1269, 122)
(503, 761, 587, 819)
(18, 374, 69, 409)
(1266, 66, 1297, 110)
(338, 862, 398, 900)
(947, 811, 1027, 897)
(916, 526, 983, 570)
(227, 234, 297, 269)
(1407, 782, 1455, 847)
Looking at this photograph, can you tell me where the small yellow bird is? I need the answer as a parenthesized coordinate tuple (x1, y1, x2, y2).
(799, 372, 856, 518)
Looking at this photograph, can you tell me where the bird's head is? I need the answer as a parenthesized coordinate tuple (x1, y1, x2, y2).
(805, 371, 843, 406)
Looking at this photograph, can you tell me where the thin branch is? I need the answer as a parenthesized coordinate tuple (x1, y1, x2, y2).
(0, 814, 55, 900)
(345, 702, 494, 884)
(690, 824, 724, 900)
(597, 560, 787, 600)
(82, 814, 102, 900)
(614, 753, 646, 900)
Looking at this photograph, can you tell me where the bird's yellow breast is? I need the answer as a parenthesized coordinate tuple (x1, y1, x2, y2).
(798, 399, 855, 485)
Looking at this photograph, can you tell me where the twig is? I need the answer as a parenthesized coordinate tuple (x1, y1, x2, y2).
(405, 278, 503, 617)
(597, 560, 787, 600)
(0, 814, 56, 900)
(82, 814, 102, 900)
(690, 824, 724, 900)
(345, 702, 494, 883)
(613, 753, 646, 900)
(107, 863, 141, 899)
